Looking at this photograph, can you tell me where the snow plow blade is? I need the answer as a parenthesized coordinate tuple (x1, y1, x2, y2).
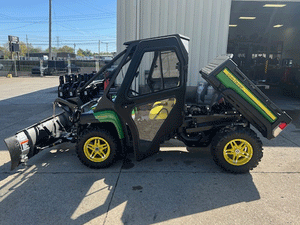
(4, 112, 71, 170)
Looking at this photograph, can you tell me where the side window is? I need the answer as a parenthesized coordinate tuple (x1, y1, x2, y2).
(160, 50, 180, 89)
(128, 50, 180, 97)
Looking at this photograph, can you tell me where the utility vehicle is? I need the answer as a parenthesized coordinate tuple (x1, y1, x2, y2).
(4, 34, 292, 173)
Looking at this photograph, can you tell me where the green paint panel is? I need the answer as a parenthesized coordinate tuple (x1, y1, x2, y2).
(216, 69, 276, 123)
(93, 110, 124, 139)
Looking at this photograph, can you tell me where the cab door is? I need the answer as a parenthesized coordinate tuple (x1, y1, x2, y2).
(114, 37, 188, 160)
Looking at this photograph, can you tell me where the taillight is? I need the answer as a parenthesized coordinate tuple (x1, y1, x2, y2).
(279, 122, 287, 130)
(273, 122, 288, 137)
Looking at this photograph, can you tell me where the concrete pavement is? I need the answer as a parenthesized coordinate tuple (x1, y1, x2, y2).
(0, 77, 299, 224)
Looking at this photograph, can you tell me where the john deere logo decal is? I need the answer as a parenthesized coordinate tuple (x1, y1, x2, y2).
(217, 68, 277, 122)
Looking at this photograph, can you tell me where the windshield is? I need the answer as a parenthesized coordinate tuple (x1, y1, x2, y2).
(106, 53, 133, 101)
(78, 49, 133, 103)
(90, 51, 126, 85)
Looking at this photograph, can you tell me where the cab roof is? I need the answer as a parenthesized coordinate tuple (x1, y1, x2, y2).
(124, 34, 190, 46)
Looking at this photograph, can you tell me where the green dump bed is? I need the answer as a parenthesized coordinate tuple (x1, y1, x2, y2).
(200, 55, 292, 139)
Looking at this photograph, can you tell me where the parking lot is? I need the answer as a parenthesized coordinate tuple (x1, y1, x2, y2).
(0, 76, 300, 225)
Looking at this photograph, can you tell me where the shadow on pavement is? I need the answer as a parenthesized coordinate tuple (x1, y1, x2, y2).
(0, 145, 260, 224)
(5, 86, 300, 224)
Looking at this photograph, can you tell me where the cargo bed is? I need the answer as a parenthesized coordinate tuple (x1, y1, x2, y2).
(200, 55, 292, 139)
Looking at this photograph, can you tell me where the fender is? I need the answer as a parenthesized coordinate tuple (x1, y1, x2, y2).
(93, 110, 125, 139)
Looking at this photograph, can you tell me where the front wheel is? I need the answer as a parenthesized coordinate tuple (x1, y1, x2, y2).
(211, 127, 263, 173)
(76, 129, 117, 169)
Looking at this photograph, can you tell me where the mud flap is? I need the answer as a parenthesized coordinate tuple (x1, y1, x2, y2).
(3, 112, 71, 170)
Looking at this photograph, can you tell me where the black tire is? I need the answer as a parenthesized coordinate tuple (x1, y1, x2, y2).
(76, 129, 117, 169)
(211, 127, 263, 173)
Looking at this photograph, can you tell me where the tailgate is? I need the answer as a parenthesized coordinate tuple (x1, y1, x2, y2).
(200, 55, 292, 139)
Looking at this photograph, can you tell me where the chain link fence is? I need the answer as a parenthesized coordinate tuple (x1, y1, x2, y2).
(0, 60, 15, 76)
(0, 59, 106, 77)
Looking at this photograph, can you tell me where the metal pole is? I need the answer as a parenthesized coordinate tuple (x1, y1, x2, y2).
(95, 60, 100, 72)
(67, 59, 71, 75)
(26, 34, 29, 59)
(14, 58, 18, 77)
(98, 40, 100, 55)
(9, 37, 12, 59)
(40, 59, 44, 77)
(49, 0, 52, 60)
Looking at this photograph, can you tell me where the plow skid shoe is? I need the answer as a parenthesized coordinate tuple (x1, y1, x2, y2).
(4, 136, 23, 170)
(4, 112, 71, 170)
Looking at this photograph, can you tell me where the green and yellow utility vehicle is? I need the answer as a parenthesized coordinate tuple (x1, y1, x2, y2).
(4, 34, 292, 173)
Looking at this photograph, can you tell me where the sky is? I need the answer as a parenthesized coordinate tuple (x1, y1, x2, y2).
(0, 0, 117, 53)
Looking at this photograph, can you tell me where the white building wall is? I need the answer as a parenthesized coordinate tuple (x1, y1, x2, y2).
(117, 0, 232, 86)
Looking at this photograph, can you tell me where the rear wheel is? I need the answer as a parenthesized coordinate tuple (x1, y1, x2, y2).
(76, 129, 117, 168)
(211, 127, 263, 173)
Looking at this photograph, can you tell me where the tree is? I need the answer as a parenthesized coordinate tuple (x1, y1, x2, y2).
(0, 45, 10, 59)
(76, 48, 93, 56)
(45, 45, 74, 54)
(1, 42, 43, 58)
(29, 46, 42, 53)
(84, 49, 92, 56)
(19, 42, 28, 57)
(17, 42, 42, 56)
(45, 47, 58, 53)
(77, 48, 85, 57)
(58, 45, 74, 53)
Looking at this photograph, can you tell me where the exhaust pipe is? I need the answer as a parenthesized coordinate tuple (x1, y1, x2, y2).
(4, 112, 72, 170)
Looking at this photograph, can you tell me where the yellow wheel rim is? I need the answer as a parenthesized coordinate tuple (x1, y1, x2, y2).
(83, 137, 110, 162)
(223, 139, 253, 166)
